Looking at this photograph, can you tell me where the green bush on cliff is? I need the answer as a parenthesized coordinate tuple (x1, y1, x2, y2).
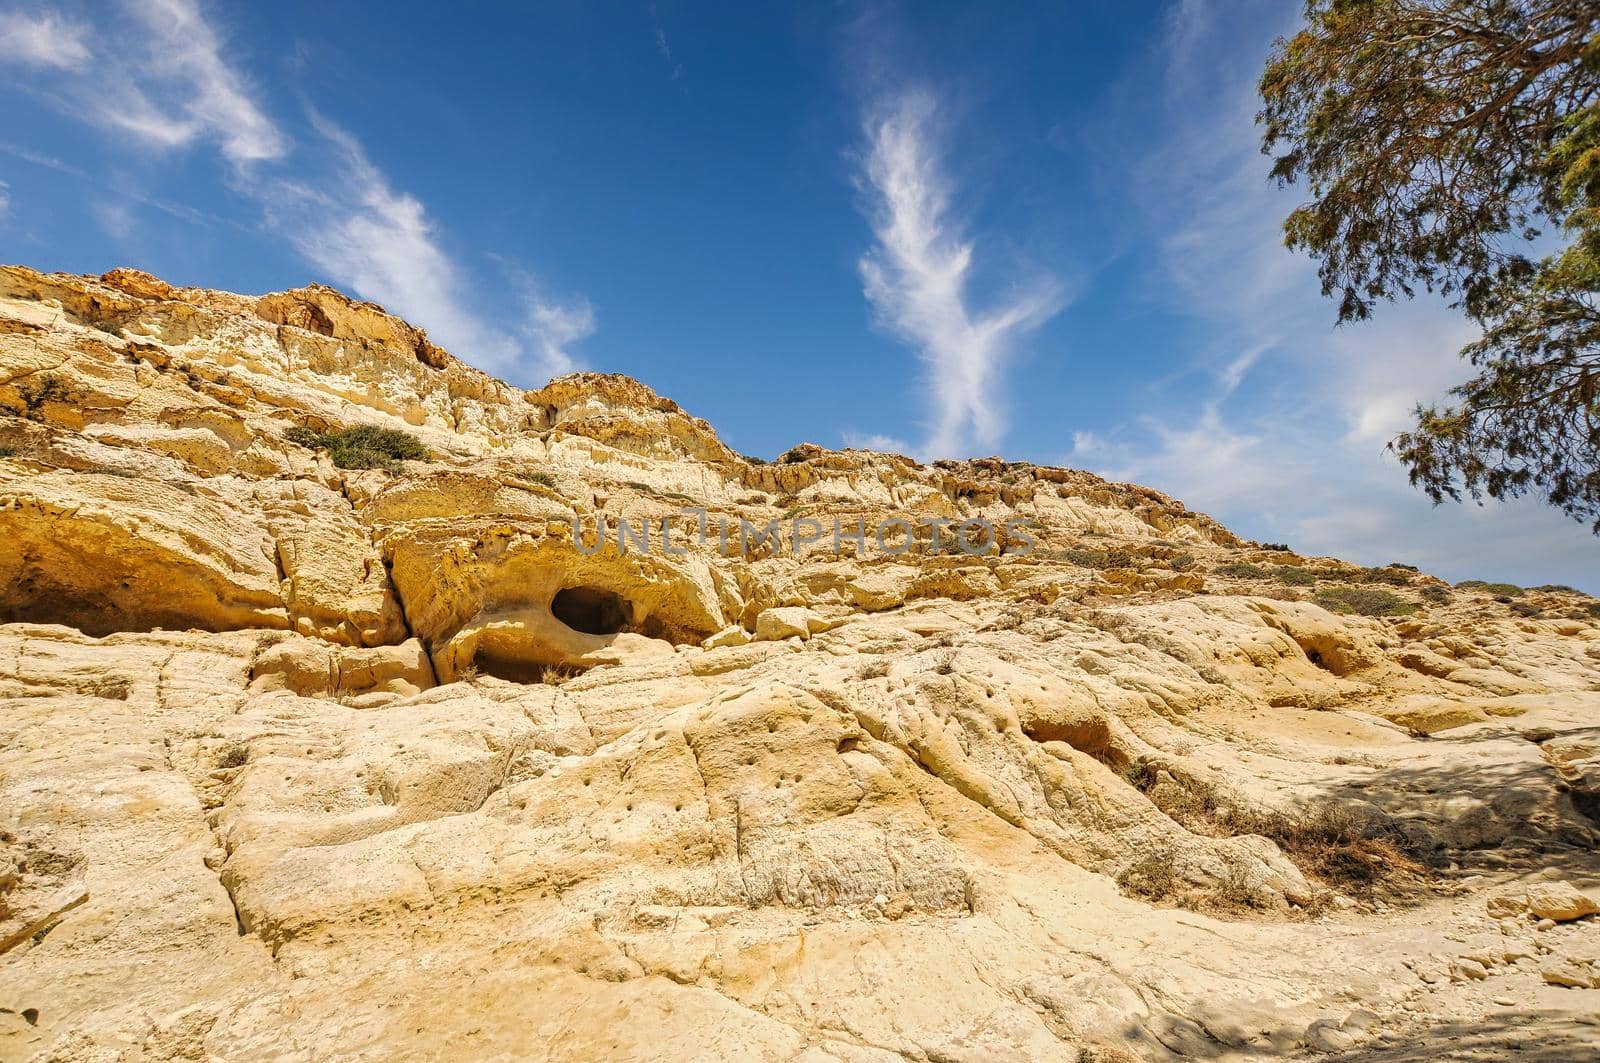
(1272, 565, 1318, 586)
(1314, 586, 1417, 617)
(1455, 580, 1524, 597)
(286, 424, 427, 471)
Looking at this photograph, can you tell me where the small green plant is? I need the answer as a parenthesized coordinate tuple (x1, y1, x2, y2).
(217, 744, 249, 769)
(18, 373, 75, 420)
(287, 424, 427, 471)
(742, 454, 768, 465)
(87, 464, 137, 479)
(1355, 566, 1413, 586)
(1315, 585, 1417, 617)
(1118, 851, 1179, 901)
(627, 481, 705, 506)
(1510, 601, 1543, 618)
(0, 444, 14, 458)
(1259, 542, 1292, 552)
(1420, 584, 1452, 605)
(1169, 552, 1195, 571)
(1456, 579, 1525, 596)
(1589, 603, 1600, 619)
(527, 471, 557, 489)
(1532, 584, 1582, 594)
(1214, 562, 1268, 578)
(1118, 758, 1159, 790)
(1054, 546, 1133, 569)
(1272, 565, 1318, 586)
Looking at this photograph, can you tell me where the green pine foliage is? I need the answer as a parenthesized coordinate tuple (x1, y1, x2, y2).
(1262, 2, 1600, 530)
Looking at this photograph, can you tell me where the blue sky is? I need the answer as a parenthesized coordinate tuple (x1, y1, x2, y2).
(1, 0, 1595, 590)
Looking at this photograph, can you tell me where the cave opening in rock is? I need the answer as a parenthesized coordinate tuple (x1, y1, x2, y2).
(550, 585, 631, 636)
(1020, 717, 1113, 757)
(470, 649, 553, 685)
(0, 564, 219, 638)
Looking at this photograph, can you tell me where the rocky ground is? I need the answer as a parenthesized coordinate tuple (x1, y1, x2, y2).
(1, 265, 1597, 1061)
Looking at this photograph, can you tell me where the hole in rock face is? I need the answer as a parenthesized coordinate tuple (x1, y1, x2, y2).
(0, 566, 241, 638)
(471, 649, 552, 685)
(1020, 717, 1113, 757)
(551, 586, 631, 636)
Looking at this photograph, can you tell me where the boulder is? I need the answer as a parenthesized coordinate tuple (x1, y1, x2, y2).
(1526, 881, 1600, 923)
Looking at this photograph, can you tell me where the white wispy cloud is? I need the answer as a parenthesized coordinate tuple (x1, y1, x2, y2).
(1, 0, 286, 165)
(649, 4, 682, 80)
(520, 294, 594, 378)
(0, 141, 87, 176)
(111, 0, 287, 165)
(1, 141, 243, 231)
(1084, 405, 1298, 515)
(0, 9, 89, 69)
(0, 0, 590, 383)
(857, 89, 1065, 460)
(505, 264, 595, 377)
(92, 199, 136, 239)
(0, 178, 10, 220)
(261, 116, 593, 378)
(841, 429, 913, 455)
(272, 114, 511, 362)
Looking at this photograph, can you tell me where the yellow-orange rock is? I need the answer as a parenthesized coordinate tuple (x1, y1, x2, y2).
(3, 265, 1599, 1061)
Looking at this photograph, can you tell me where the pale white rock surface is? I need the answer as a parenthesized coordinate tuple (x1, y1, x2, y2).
(1, 266, 1599, 1060)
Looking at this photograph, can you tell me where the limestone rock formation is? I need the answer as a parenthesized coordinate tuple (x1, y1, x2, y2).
(2, 265, 1599, 1060)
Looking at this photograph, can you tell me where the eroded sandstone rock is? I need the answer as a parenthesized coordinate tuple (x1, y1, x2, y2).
(3, 265, 1600, 1061)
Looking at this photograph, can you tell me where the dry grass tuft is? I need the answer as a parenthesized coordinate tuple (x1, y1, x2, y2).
(539, 664, 583, 686)
(1117, 851, 1178, 901)
(1116, 759, 1427, 899)
(856, 659, 890, 680)
(1229, 803, 1425, 893)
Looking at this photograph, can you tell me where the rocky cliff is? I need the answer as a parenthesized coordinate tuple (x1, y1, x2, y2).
(1, 265, 1598, 1060)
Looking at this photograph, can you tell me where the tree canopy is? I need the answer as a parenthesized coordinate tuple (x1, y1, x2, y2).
(1260, 0, 1600, 528)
